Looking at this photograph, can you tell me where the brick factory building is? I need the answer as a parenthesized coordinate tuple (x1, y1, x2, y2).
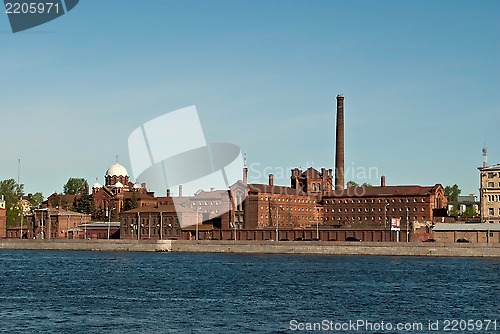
(322, 177, 446, 229)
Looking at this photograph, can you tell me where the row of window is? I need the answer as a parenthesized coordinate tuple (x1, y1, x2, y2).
(326, 207, 426, 213)
(325, 198, 427, 204)
(324, 216, 425, 222)
(193, 201, 221, 206)
(260, 206, 313, 212)
(260, 197, 315, 204)
(487, 182, 500, 189)
(487, 195, 500, 202)
(487, 208, 500, 216)
(260, 215, 310, 221)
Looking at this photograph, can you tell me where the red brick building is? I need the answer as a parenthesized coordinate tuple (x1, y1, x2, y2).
(92, 161, 158, 217)
(28, 208, 92, 239)
(322, 178, 446, 228)
(120, 204, 195, 240)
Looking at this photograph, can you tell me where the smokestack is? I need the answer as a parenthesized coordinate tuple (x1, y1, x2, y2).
(381, 176, 386, 187)
(269, 174, 274, 186)
(243, 152, 248, 184)
(167, 189, 171, 197)
(335, 94, 345, 191)
(178, 185, 182, 197)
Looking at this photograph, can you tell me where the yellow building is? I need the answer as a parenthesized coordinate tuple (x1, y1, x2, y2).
(479, 164, 500, 223)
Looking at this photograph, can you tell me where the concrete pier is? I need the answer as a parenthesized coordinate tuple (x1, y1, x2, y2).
(2, 239, 500, 257)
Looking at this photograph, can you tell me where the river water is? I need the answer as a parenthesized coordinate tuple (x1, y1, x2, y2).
(0, 251, 499, 333)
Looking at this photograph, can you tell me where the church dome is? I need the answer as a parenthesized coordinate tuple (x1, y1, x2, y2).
(106, 162, 129, 177)
(115, 181, 124, 188)
(133, 183, 142, 189)
(93, 181, 101, 189)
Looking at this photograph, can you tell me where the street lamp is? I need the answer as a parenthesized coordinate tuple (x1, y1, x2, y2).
(107, 208, 114, 240)
(384, 203, 390, 242)
(406, 207, 409, 242)
(196, 206, 199, 241)
(275, 206, 279, 242)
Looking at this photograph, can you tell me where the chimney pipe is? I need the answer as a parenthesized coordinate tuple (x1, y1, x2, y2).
(335, 94, 345, 191)
(243, 151, 248, 184)
(178, 185, 182, 197)
(381, 176, 386, 187)
(269, 174, 274, 186)
(167, 189, 171, 197)
(243, 167, 248, 184)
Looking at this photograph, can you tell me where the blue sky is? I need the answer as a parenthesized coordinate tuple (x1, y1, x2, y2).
(0, 0, 499, 197)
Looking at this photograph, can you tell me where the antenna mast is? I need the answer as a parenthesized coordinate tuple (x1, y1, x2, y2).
(482, 144, 488, 168)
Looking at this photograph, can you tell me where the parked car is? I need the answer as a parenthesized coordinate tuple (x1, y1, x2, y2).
(278, 238, 289, 241)
(345, 236, 362, 242)
(293, 237, 303, 241)
(456, 238, 471, 243)
(422, 238, 436, 242)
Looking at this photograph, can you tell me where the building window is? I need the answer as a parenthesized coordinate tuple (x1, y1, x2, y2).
(489, 208, 494, 216)
(488, 172, 495, 178)
(488, 182, 494, 188)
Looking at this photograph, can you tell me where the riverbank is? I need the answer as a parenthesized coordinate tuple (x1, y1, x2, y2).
(2, 239, 500, 257)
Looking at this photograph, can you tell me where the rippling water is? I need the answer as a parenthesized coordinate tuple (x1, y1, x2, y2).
(0, 251, 499, 333)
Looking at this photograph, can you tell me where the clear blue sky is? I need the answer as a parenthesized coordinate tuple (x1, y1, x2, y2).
(1, 0, 499, 197)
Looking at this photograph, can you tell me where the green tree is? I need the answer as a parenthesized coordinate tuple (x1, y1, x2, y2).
(444, 184, 461, 202)
(461, 206, 479, 218)
(27, 192, 44, 207)
(63, 178, 88, 195)
(348, 181, 372, 187)
(0, 179, 24, 227)
(124, 193, 139, 211)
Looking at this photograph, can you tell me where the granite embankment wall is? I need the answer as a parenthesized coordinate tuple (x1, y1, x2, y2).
(2, 239, 500, 257)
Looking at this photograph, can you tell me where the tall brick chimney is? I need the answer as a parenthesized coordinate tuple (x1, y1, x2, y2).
(335, 94, 345, 191)
(381, 176, 386, 187)
(167, 188, 171, 197)
(178, 184, 182, 197)
(243, 152, 248, 184)
(269, 174, 274, 186)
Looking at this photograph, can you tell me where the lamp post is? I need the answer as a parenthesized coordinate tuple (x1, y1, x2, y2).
(107, 208, 112, 240)
(160, 212, 163, 240)
(384, 203, 389, 242)
(196, 207, 200, 241)
(406, 207, 409, 242)
(275, 206, 279, 242)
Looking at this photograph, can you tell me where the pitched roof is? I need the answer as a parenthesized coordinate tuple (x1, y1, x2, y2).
(248, 183, 308, 196)
(433, 223, 500, 231)
(480, 164, 500, 171)
(325, 185, 442, 198)
(122, 204, 195, 214)
(300, 167, 322, 178)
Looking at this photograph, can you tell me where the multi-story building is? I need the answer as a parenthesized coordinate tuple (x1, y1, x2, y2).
(120, 204, 195, 240)
(28, 208, 92, 239)
(479, 164, 500, 223)
(322, 177, 446, 228)
(92, 160, 158, 216)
